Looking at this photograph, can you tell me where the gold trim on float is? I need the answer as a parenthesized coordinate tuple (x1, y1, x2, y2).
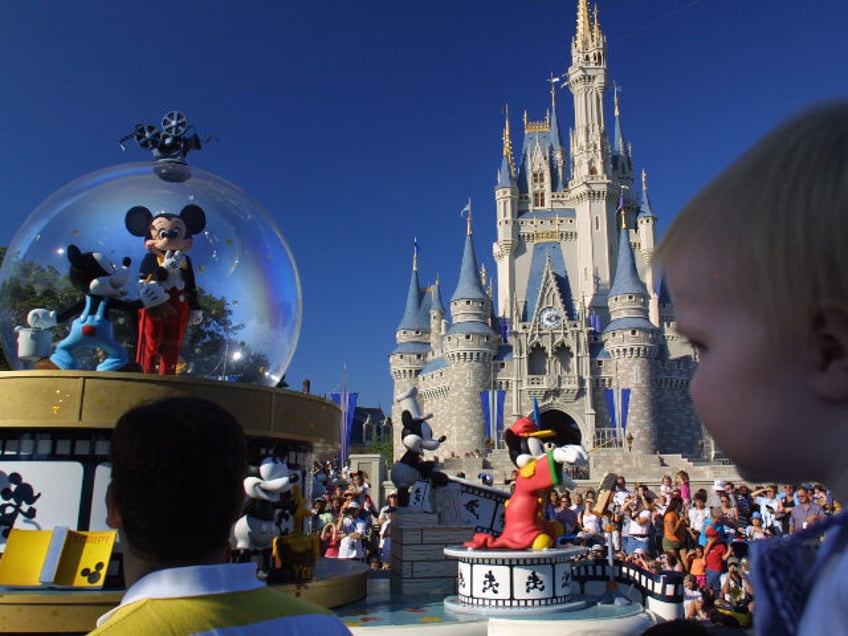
(0, 371, 342, 453)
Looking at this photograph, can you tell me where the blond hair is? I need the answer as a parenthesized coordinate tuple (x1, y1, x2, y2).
(654, 101, 848, 343)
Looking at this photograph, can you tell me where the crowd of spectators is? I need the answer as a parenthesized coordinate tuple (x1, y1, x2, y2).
(549, 471, 839, 628)
(310, 460, 394, 570)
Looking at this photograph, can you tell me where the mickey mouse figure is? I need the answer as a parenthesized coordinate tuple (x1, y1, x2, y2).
(389, 387, 447, 506)
(232, 458, 299, 572)
(125, 204, 206, 375)
(27, 245, 157, 372)
(464, 415, 588, 550)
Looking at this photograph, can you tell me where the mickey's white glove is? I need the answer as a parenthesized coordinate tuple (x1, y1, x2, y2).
(553, 444, 589, 466)
(27, 308, 57, 329)
(189, 310, 203, 326)
(138, 280, 169, 308)
(162, 250, 187, 271)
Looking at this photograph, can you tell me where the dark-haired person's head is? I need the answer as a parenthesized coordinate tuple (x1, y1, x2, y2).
(107, 398, 246, 565)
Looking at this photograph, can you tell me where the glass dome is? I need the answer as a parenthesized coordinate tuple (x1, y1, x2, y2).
(0, 161, 301, 386)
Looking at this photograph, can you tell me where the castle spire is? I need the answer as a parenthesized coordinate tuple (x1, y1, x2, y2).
(608, 222, 648, 299)
(451, 208, 487, 302)
(576, 0, 592, 48)
(499, 106, 516, 184)
(397, 244, 427, 331)
(639, 169, 656, 218)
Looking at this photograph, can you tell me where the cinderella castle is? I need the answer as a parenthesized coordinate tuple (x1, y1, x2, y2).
(389, 0, 712, 478)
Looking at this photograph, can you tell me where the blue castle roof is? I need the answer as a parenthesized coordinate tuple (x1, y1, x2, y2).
(608, 225, 648, 299)
(523, 242, 575, 321)
(451, 231, 488, 302)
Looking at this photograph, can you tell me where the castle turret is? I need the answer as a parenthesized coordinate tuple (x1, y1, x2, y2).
(429, 276, 446, 354)
(568, 0, 609, 183)
(637, 169, 660, 325)
(611, 86, 633, 190)
(390, 242, 432, 387)
(495, 107, 519, 320)
(602, 216, 657, 455)
(443, 211, 498, 455)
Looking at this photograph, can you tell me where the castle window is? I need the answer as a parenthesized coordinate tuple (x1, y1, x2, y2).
(533, 191, 545, 207)
(595, 216, 599, 231)
(528, 345, 546, 376)
(631, 330, 636, 335)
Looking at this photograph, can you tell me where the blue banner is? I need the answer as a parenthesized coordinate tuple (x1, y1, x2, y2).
(330, 391, 358, 466)
(480, 390, 506, 443)
(620, 388, 631, 432)
(604, 388, 616, 430)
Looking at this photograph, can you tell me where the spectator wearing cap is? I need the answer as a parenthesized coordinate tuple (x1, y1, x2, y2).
(745, 511, 769, 541)
(718, 556, 753, 615)
(378, 491, 399, 524)
(337, 501, 367, 560)
(751, 484, 781, 533)
(703, 508, 729, 594)
(707, 479, 732, 509)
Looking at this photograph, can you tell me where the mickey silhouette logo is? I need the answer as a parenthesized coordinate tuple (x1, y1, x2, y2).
(80, 561, 105, 584)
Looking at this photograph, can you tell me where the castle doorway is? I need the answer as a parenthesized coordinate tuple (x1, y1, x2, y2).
(537, 409, 581, 446)
(536, 409, 588, 480)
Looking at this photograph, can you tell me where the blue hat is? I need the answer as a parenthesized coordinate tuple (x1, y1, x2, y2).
(752, 511, 762, 520)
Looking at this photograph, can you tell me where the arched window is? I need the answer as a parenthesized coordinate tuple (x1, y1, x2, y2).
(528, 344, 547, 376)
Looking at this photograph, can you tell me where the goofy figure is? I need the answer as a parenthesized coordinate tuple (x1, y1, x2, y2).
(464, 416, 588, 550)
(125, 204, 206, 375)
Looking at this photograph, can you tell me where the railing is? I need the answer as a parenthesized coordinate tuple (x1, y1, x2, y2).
(592, 428, 622, 449)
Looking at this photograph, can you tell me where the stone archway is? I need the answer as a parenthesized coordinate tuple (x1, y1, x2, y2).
(537, 409, 581, 446)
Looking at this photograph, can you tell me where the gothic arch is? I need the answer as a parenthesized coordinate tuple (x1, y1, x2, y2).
(536, 408, 581, 447)
(528, 343, 547, 376)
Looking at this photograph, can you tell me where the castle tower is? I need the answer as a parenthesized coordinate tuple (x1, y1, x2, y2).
(494, 107, 519, 323)
(601, 216, 658, 455)
(611, 86, 634, 193)
(440, 212, 499, 455)
(637, 169, 660, 325)
(429, 276, 446, 355)
(566, 0, 622, 316)
(389, 243, 432, 454)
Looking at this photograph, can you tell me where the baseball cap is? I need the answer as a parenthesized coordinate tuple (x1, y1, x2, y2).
(713, 479, 727, 491)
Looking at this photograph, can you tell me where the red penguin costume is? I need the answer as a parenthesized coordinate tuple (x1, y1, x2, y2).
(125, 205, 206, 375)
(464, 417, 564, 550)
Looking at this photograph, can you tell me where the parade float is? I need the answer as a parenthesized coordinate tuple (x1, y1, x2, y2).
(0, 112, 367, 633)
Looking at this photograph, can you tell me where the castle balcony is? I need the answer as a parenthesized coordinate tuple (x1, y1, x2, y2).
(526, 373, 581, 401)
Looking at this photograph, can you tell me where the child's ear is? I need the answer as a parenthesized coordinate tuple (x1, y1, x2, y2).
(812, 301, 848, 401)
(105, 484, 122, 530)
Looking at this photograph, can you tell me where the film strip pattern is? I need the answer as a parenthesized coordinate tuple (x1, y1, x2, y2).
(572, 560, 685, 603)
(454, 552, 575, 608)
(454, 479, 510, 536)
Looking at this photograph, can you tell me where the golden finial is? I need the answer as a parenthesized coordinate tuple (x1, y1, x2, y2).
(613, 81, 620, 117)
(576, 0, 591, 46)
(480, 263, 488, 288)
(593, 3, 601, 41)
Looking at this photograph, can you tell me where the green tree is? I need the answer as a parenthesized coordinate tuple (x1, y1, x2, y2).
(0, 251, 268, 381)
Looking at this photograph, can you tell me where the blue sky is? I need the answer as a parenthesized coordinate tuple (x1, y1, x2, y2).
(2, 1, 847, 411)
